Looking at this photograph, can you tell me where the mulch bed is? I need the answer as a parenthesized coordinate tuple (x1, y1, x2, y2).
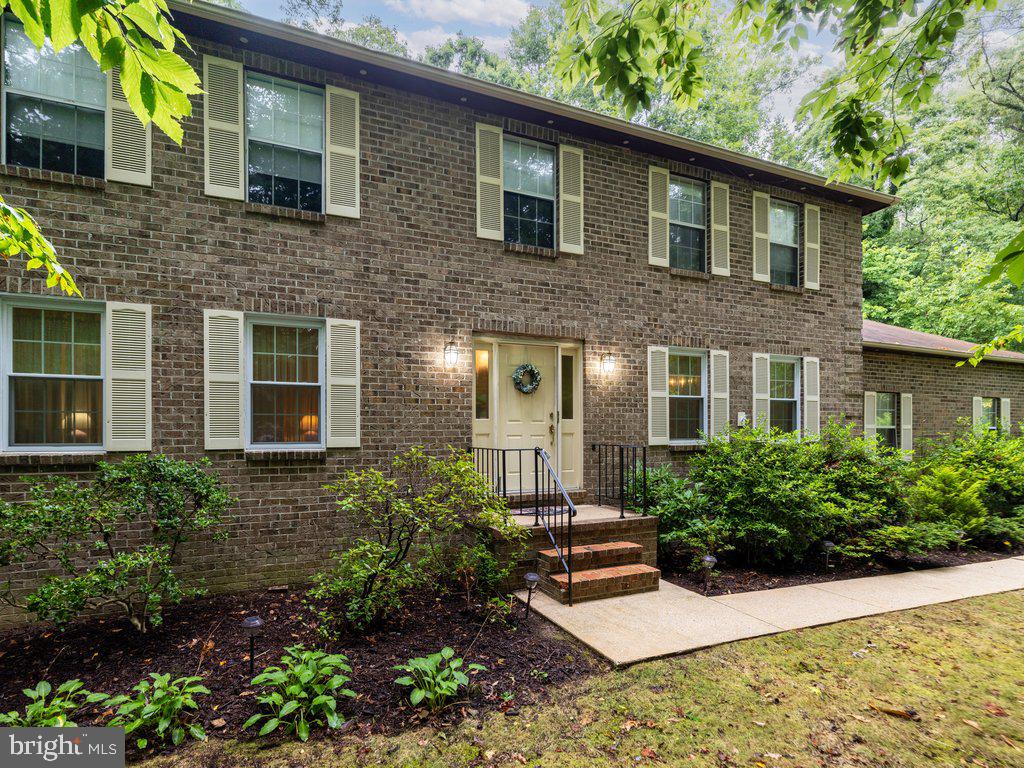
(0, 587, 604, 754)
(663, 545, 1024, 596)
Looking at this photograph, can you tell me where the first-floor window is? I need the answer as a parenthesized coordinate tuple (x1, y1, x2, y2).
(769, 199, 800, 287)
(6, 304, 103, 446)
(669, 350, 706, 442)
(875, 392, 899, 448)
(503, 136, 555, 249)
(249, 321, 323, 445)
(981, 397, 1001, 431)
(769, 357, 800, 432)
(3, 19, 106, 178)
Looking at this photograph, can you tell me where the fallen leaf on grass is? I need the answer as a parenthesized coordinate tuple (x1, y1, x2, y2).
(983, 703, 1009, 717)
(869, 703, 920, 721)
(640, 746, 660, 761)
(211, 718, 226, 729)
(963, 719, 984, 733)
(1001, 734, 1020, 751)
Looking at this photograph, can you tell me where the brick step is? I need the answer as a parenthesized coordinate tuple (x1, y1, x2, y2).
(541, 563, 660, 604)
(537, 541, 643, 574)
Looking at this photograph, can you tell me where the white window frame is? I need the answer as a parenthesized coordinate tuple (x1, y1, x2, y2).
(243, 314, 327, 450)
(502, 134, 557, 247)
(875, 391, 899, 448)
(243, 71, 326, 214)
(0, 295, 106, 453)
(668, 175, 707, 272)
(981, 396, 1001, 432)
(768, 354, 801, 433)
(668, 348, 708, 445)
(0, 15, 106, 175)
(768, 198, 801, 287)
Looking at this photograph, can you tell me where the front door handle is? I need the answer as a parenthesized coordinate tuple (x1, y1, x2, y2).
(549, 424, 555, 438)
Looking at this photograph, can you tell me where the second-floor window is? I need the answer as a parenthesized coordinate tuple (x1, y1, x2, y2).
(669, 177, 706, 271)
(769, 199, 800, 287)
(2, 20, 105, 178)
(669, 350, 706, 442)
(875, 391, 899, 448)
(245, 73, 325, 213)
(503, 136, 555, 249)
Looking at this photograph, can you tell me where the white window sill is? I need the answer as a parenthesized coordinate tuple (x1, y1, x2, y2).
(668, 442, 706, 453)
(244, 448, 327, 462)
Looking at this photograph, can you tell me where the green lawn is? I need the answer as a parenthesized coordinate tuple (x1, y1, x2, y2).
(145, 592, 1024, 767)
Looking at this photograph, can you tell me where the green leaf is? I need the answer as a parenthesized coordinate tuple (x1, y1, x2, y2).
(242, 714, 263, 730)
(410, 688, 425, 706)
(258, 718, 279, 736)
(296, 718, 310, 742)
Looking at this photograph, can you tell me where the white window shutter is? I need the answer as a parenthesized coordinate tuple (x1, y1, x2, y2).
(105, 68, 151, 186)
(1001, 397, 1011, 433)
(752, 192, 771, 282)
(803, 356, 820, 437)
(804, 204, 820, 290)
(972, 396, 984, 431)
(204, 309, 243, 449)
(900, 393, 914, 456)
(104, 302, 152, 452)
(325, 86, 360, 218)
(475, 123, 503, 240)
(710, 181, 730, 276)
(326, 319, 360, 448)
(863, 391, 877, 441)
(648, 346, 669, 446)
(752, 352, 770, 428)
(709, 349, 729, 438)
(203, 55, 245, 200)
(648, 166, 670, 267)
(559, 144, 584, 254)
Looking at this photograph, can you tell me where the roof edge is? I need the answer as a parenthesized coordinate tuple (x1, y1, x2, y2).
(170, 1, 896, 214)
(863, 340, 1024, 365)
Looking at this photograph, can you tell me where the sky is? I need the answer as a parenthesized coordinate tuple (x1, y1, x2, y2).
(238, 0, 841, 122)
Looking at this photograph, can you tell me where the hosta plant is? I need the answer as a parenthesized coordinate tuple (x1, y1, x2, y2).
(394, 647, 485, 711)
(0, 680, 108, 727)
(107, 674, 210, 749)
(243, 645, 355, 742)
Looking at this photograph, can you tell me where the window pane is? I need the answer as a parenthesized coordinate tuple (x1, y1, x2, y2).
(504, 190, 555, 249)
(878, 427, 898, 448)
(503, 137, 555, 199)
(13, 307, 42, 340)
(11, 377, 101, 445)
(670, 397, 703, 441)
(252, 324, 319, 385)
(769, 200, 798, 246)
(876, 392, 897, 428)
(769, 361, 795, 399)
(669, 354, 702, 397)
(669, 178, 705, 226)
(770, 400, 797, 433)
(475, 348, 490, 420)
(561, 355, 574, 420)
(250, 383, 320, 444)
(4, 22, 104, 109)
(770, 243, 799, 286)
(5, 94, 103, 178)
(669, 224, 706, 271)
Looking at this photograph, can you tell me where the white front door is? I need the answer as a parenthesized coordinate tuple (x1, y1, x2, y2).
(499, 343, 558, 493)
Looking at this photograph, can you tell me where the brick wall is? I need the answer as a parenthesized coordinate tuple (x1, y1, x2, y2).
(0, 35, 865, 628)
(863, 348, 1024, 443)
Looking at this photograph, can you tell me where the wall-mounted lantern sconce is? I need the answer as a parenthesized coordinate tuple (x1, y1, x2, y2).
(444, 341, 459, 369)
(600, 353, 616, 374)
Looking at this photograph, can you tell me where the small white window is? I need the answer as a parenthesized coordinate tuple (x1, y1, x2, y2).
(769, 199, 800, 287)
(981, 397, 1001, 432)
(503, 136, 555, 249)
(2, 18, 105, 178)
(668, 350, 707, 443)
(875, 392, 899, 448)
(769, 356, 800, 433)
(245, 73, 325, 213)
(3, 301, 104, 449)
(669, 177, 706, 271)
(246, 318, 325, 447)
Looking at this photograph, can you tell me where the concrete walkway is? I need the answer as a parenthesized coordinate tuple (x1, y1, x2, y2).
(521, 556, 1024, 665)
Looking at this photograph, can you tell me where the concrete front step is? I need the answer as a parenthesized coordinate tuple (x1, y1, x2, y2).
(537, 541, 643, 574)
(542, 563, 661, 604)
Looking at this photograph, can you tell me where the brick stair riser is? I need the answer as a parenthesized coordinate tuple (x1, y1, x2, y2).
(544, 569, 660, 604)
(537, 547, 643, 573)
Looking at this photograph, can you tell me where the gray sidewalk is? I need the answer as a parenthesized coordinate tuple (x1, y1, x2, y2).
(521, 556, 1024, 665)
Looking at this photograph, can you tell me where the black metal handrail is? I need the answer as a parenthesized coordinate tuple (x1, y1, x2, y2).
(591, 443, 650, 519)
(470, 446, 575, 605)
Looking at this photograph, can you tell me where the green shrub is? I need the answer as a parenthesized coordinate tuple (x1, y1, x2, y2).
(837, 522, 962, 560)
(0, 455, 232, 632)
(308, 447, 525, 634)
(910, 466, 989, 535)
(243, 645, 355, 741)
(685, 421, 911, 565)
(0, 680, 108, 727)
(394, 647, 485, 711)
(107, 674, 210, 749)
(915, 427, 1024, 513)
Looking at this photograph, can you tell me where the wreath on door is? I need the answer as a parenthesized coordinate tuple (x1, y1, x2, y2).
(512, 363, 542, 394)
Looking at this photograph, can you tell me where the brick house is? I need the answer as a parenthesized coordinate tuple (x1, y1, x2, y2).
(0, 3, 1014, 621)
